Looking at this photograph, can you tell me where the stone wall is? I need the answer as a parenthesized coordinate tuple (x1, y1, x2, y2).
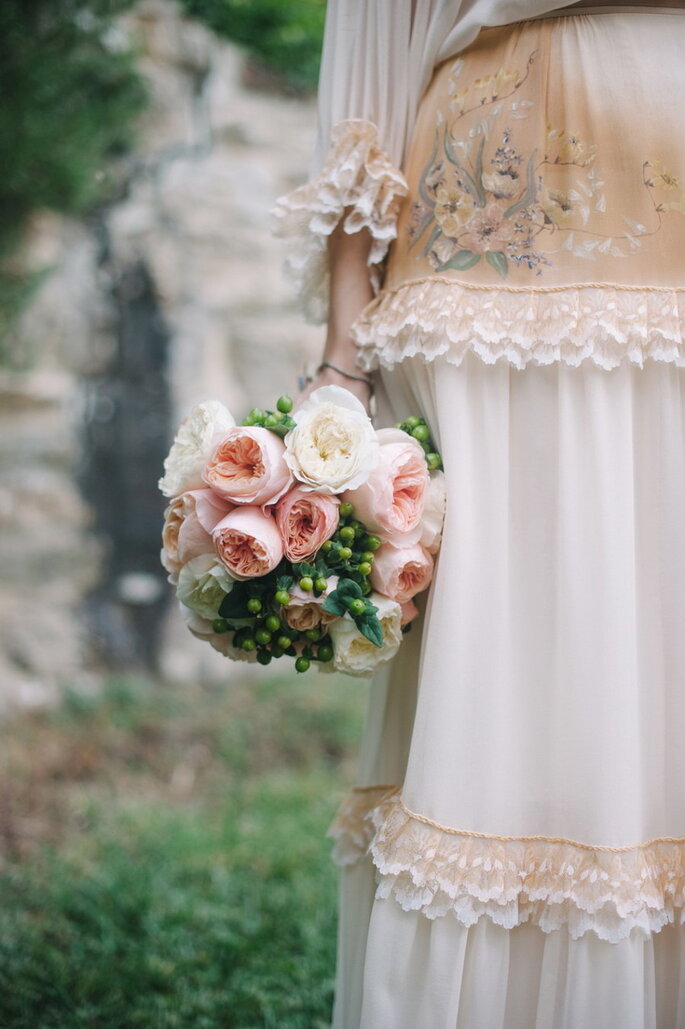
(0, 0, 324, 707)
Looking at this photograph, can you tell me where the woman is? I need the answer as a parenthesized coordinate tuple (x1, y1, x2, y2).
(274, 2, 685, 1026)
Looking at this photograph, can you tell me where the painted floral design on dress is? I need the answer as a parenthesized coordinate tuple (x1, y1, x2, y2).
(408, 52, 683, 279)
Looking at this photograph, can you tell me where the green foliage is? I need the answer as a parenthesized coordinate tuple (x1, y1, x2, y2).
(180, 0, 326, 93)
(0, 0, 147, 345)
(0, 671, 366, 1027)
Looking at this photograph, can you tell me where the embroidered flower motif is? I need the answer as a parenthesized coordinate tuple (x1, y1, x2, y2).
(461, 201, 516, 253)
(405, 47, 680, 281)
(481, 169, 520, 197)
(433, 185, 475, 236)
(645, 161, 680, 190)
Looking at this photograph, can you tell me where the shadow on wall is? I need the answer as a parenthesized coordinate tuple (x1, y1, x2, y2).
(80, 260, 171, 671)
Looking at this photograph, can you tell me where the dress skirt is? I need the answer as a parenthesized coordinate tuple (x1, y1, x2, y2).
(329, 9, 685, 1029)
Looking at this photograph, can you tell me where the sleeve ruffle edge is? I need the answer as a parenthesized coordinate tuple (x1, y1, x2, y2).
(271, 119, 409, 324)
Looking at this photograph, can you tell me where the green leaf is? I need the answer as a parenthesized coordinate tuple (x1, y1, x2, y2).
(219, 584, 252, 619)
(276, 574, 294, 591)
(421, 223, 443, 259)
(356, 614, 384, 648)
(322, 594, 348, 617)
(336, 578, 363, 600)
(437, 250, 480, 272)
(485, 250, 508, 279)
(293, 560, 317, 579)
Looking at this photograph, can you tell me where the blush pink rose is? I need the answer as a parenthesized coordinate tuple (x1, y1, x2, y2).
(275, 486, 340, 562)
(419, 471, 447, 555)
(343, 428, 430, 545)
(282, 576, 339, 632)
(202, 426, 293, 506)
(370, 541, 434, 604)
(400, 599, 420, 628)
(161, 488, 233, 583)
(212, 506, 284, 580)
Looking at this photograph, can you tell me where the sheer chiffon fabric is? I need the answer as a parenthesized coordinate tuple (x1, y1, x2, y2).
(273, 5, 685, 1027)
(330, 354, 685, 1028)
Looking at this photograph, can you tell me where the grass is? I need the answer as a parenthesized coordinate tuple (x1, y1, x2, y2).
(0, 670, 367, 1028)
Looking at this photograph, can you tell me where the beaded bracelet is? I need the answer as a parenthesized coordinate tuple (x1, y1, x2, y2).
(317, 360, 375, 391)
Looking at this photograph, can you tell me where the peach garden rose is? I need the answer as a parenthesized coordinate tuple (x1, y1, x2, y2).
(202, 426, 293, 507)
(343, 428, 430, 545)
(370, 541, 434, 605)
(161, 488, 233, 583)
(158, 400, 236, 498)
(212, 506, 284, 580)
(275, 486, 340, 562)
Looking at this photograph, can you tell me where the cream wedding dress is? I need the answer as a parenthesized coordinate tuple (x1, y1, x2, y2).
(274, 3, 685, 1026)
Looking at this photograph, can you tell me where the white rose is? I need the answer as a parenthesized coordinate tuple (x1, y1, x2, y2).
(159, 400, 236, 498)
(176, 553, 235, 620)
(178, 601, 256, 662)
(419, 471, 447, 555)
(329, 593, 403, 677)
(284, 385, 378, 494)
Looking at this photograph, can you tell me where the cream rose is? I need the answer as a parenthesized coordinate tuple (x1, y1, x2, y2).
(275, 486, 340, 562)
(176, 553, 235, 620)
(284, 385, 379, 494)
(343, 428, 430, 545)
(329, 593, 403, 677)
(420, 471, 447, 555)
(161, 488, 233, 583)
(370, 541, 434, 605)
(202, 426, 293, 507)
(282, 577, 339, 633)
(159, 400, 235, 498)
(212, 506, 284, 580)
(179, 602, 256, 663)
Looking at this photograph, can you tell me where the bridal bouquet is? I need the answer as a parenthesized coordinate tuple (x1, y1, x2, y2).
(159, 386, 445, 677)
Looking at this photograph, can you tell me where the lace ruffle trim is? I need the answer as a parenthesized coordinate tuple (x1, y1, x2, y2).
(329, 787, 685, 943)
(351, 277, 685, 372)
(272, 119, 408, 324)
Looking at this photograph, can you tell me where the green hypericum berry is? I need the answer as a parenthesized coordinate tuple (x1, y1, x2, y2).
(314, 577, 328, 592)
(421, 440, 432, 455)
(321, 540, 333, 553)
(295, 656, 311, 673)
(276, 395, 293, 413)
(339, 526, 355, 542)
(299, 576, 314, 591)
(241, 638, 256, 652)
(317, 644, 334, 663)
(246, 597, 262, 614)
(277, 635, 292, 651)
(265, 614, 281, 632)
(249, 407, 265, 422)
(264, 413, 279, 427)
(271, 644, 284, 658)
(364, 535, 382, 551)
(350, 520, 364, 535)
(348, 598, 366, 616)
(275, 589, 290, 606)
(338, 546, 353, 560)
(426, 452, 442, 470)
(411, 424, 430, 442)
(361, 551, 375, 564)
(339, 501, 354, 518)
(305, 628, 321, 642)
(255, 627, 272, 645)
(212, 618, 229, 634)
(358, 561, 372, 576)
(405, 415, 421, 429)
(257, 650, 272, 665)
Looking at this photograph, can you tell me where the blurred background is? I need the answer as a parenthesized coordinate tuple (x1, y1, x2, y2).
(0, 2, 367, 1025)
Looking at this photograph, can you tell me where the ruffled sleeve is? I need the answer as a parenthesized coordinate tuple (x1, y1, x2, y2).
(272, 0, 580, 323)
(272, 118, 409, 324)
